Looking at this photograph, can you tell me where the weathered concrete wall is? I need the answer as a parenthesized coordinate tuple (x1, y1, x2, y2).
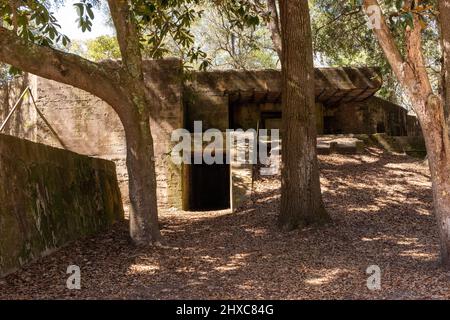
(406, 114, 422, 137)
(366, 96, 410, 135)
(29, 74, 130, 210)
(371, 133, 426, 157)
(185, 91, 229, 132)
(144, 60, 184, 209)
(324, 96, 412, 135)
(184, 68, 388, 138)
(327, 100, 366, 134)
(0, 59, 185, 212)
(232, 102, 261, 130)
(186, 67, 383, 104)
(0, 74, 37, 141)
(0, 134, 124, 277)
(0, 62, 414, 214)
(230, 132, 255, 212)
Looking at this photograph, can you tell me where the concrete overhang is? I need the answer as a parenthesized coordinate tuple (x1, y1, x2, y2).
(185, 67, 383, 105)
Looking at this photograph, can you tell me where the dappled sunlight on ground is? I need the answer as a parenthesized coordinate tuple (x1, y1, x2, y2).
(304, 268, 348, 286)
(1, 148, 449, 299)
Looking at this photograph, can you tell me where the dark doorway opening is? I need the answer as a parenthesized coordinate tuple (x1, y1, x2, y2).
(376, 122, 386, 133)
(324, 116, 341, 134)
(188, 163, 230, 211)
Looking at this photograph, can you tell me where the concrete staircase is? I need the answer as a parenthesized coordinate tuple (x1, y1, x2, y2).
(317, 135, 365, 155)
(369, 133, 426, 157)
(264, 133, 425, 157)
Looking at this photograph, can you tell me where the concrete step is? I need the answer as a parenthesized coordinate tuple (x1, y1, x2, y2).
(370, 133, 426, 157)
(262, 135, 365, 155)
(317, 136, 365, 155)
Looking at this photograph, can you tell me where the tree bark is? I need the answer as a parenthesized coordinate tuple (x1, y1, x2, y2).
(0, 0, 162, 245)
(122, 109, 161, 244)
(363, 0, 450, 268)
(439, 0, 450, 124)
(266, 0, 282, 58)
(0, 27, 124, 111)
(107, 0, 162, 245)
(416, 95, 450, 267)
(278, 0, 330, 230)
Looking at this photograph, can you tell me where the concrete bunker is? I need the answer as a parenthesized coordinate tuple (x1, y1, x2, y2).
(0, 59, 423, 214)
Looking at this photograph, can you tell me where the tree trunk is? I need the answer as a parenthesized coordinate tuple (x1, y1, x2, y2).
(123, 109, 161, 244)
(363, 0, 450, 268)
(439, 0, 450, 125)
(108, 0, 161, 245)
(0, 2, 163, 246)
(436, 1, 450, 265)
(415, 95, 450, 268)
(266, 0, 282, 58)
(278, 0, 330, 230)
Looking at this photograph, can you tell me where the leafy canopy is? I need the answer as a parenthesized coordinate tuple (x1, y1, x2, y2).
(312, 0, 439, 105)
(0, 0, 264, 71)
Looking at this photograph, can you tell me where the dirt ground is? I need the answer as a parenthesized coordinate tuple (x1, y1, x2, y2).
(1, 147, 450, 300)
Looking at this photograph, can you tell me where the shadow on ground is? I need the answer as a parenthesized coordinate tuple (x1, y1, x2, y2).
(1, 148, 449, 299)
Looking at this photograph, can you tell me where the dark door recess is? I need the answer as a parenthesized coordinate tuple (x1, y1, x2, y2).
(188, 163, 230, 211)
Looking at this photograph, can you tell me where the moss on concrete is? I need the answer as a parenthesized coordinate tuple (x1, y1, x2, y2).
(370, 133, 426, 157)
(0, 134, 124, 276)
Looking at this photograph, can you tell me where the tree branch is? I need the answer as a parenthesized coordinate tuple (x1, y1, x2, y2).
(439, 0, 450, 119)
(315, 7, 361, 34)
(405, 10, 432, 95)
(0, 26, 127, 114)
(108, 0, 144, 80)
(362, 0, 417, 96)
(9, 0, 18, 32)
(266, 0, 282, 58)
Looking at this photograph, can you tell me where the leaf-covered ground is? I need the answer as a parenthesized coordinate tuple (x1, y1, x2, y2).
(1, 147, 449, 299)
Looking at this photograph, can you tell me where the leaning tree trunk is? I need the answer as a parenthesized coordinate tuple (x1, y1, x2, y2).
(107, 0, 162, 245)
(115, 66, 164, 246)
(266, 0, 282, 58)
(439, 0, 450, 124)
(362, 0, 450, 268)
(0, 1, 163, 246)
(415, 94, 450, 267)
(120, 96, 162, 245)
(436, 0, 450, 267)
(278, 0, 330, 230)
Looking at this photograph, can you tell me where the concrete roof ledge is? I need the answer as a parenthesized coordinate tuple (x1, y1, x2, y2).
(186, 67, 383, 104)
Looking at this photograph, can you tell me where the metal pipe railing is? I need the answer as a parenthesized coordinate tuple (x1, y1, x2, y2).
(0, 86, 67, 149)
(0, 87, 29, 132)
